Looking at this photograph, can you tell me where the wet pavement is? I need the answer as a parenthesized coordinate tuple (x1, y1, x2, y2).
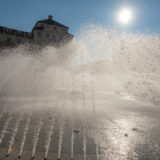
(0, 96, 160, 160)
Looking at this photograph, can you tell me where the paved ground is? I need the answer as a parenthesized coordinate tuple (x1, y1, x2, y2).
(0, 94, 160, 160)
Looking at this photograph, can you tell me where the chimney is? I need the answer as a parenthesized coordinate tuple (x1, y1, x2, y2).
(48, 15, 53, 20)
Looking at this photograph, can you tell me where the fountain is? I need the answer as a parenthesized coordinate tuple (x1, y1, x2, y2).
(19, 114, 31, 157)
(57, 120, 65, 160)
(71, 126, 75, 160)
(7, 115, 22, 156)
(0, 113, 12, 145)
(82, 129, 87, 160)
(32, 120, 43, 159)
(0, 26, 160, 160)
(44, 116, 55, 160)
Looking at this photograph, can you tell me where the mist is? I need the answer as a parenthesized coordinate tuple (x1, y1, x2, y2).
(0, 25, 160, 112)
(1, 25, 160, 160)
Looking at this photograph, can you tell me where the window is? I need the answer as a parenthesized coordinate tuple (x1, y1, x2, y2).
(7, 37, 11, 43)
(0, 27, 4, 32)
(53, 26, 56, 30)
(52, 35, 56, 42)
(17, 32, 23, 37)
(7, 29, 12, 34)
(26, 33, 32, 38)
(37, 32, 41, 38)
(39, 24, 44, 28)
(45, 33, 49, 40)
(17, 39, 22, 44)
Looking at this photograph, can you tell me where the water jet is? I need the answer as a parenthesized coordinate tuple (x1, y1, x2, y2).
(0, 26, 160, 160)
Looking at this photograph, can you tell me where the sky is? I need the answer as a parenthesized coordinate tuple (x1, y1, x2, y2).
(0, 0, 160, 36)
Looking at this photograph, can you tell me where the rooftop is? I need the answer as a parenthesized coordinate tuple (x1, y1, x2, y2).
(38, 15, 69, 29)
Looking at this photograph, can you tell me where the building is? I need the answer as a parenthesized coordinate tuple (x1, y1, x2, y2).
(0, 15, 73, 48)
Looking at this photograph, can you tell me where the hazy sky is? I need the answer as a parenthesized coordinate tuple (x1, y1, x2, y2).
(0, 0, 160, 36)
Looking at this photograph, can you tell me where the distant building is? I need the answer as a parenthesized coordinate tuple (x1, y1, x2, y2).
(0, 15, 73, 48)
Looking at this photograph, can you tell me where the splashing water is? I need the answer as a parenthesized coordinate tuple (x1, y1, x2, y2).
(19, 114, 31, 156)
(90, 74, 96, 113)
(70, 75, 76, 160)
(81, 71, 86, 112)
(32, 119, 43, 157)
(83, 129, 87, 160)
(58, 120, 65, 159)
(0, 26, 160, 107)
(0, 107, 7, 120)
(71, 123, 75, 159)
(0, 25, 160, 159)
(0, 112, 12, 145)
(7, 114, 22, 155)
(44, 117, 55, 159)
(96, 143, 99, 160)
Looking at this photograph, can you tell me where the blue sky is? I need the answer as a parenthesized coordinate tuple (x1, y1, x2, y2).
(0, 0, 160, 36)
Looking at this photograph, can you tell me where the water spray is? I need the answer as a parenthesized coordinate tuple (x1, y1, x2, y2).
(57, 120, 65, 160)
(0, 113, 12, 145)
(71, 122, 75, 160)
(0, 107, 6, 120)
(32, 119, 43, 158)
(70, 73, 77, 160)
(83, 129, 87, 160)
(7, 114, 22, 156)
(96, 143, 99, 160)
(81, 73, 86, 112)
(90, 74, 96, 113)
(44, 117, 55, 159)
(71, 129, 75, 159)
(19, 114, 32, 157)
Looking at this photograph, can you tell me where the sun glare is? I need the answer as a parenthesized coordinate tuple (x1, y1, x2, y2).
(118, 8, 133, 25)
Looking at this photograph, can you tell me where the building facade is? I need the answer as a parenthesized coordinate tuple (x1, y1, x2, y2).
(0, 15, 73, 48)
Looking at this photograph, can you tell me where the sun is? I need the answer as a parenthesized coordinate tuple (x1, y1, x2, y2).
(118, 8, 133, 25)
